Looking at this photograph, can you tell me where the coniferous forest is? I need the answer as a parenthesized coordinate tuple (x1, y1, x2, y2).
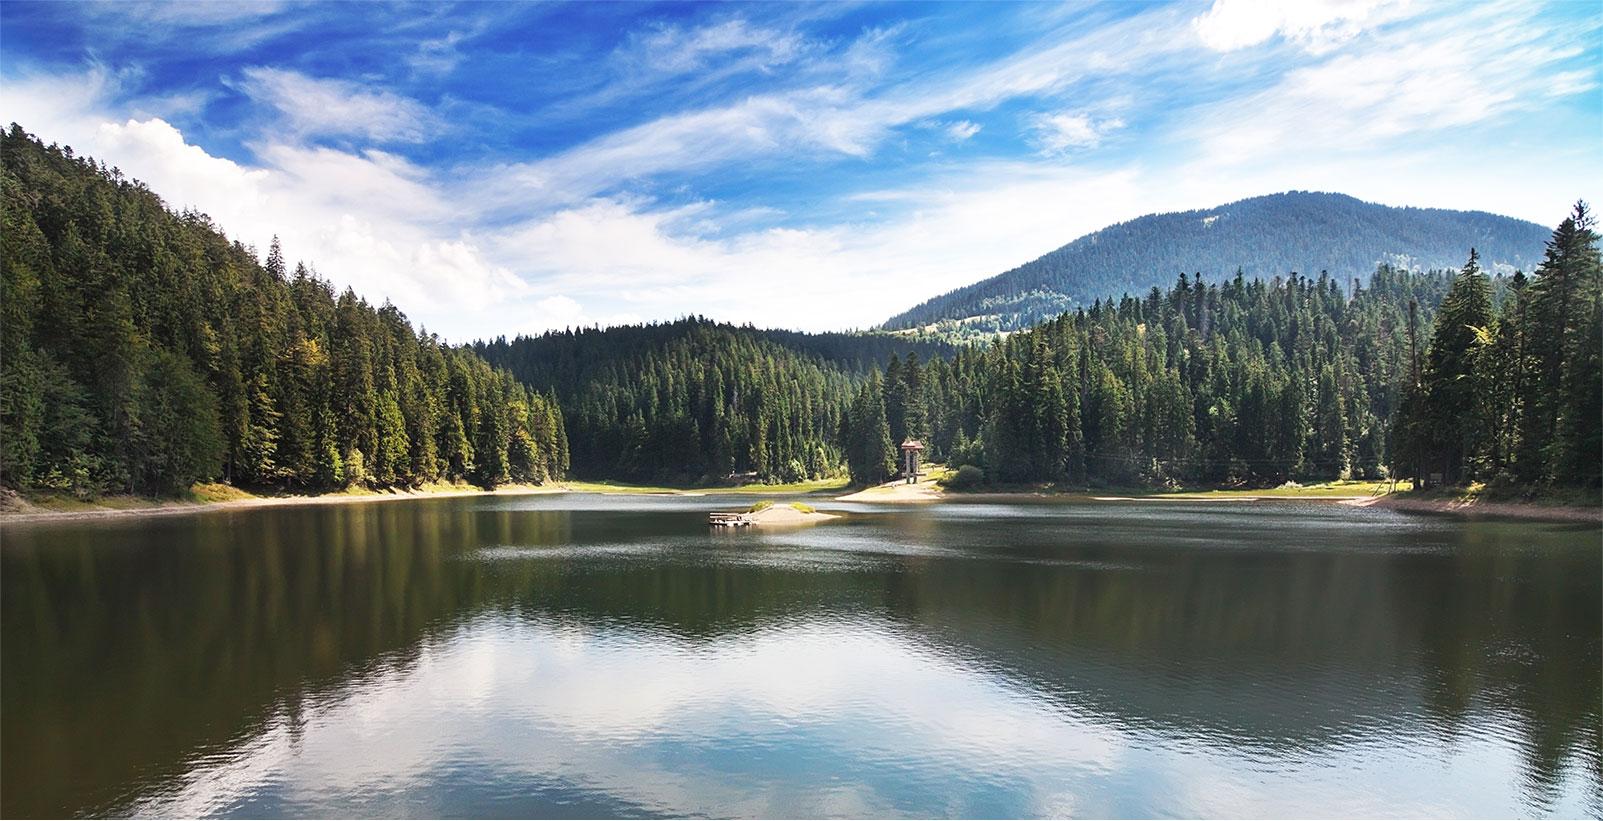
(2, 124, 1597, 498)
(0, 126, 567, 497)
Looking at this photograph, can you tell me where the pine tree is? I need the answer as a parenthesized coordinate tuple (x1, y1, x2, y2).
(846, 371, 895, 484)
(1419, 250, 1493, 484)
(1547, 204, 1602, 485)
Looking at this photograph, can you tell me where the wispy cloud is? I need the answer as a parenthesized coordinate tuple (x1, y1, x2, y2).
(945, 120, 982, 141)
(1029, 111, 1124, 152)
(482, 5, 1194, 209)
(234, 67, 443, 144)
(1194, 0, 1601, 164)
(629, 18, 807, 76)
(69, 0, 311, 53)
(408, 30, 472, 77)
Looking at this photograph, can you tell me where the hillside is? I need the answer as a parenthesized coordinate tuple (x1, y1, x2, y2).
(882, 192, 1552, 333)
(471, 319, 953, 482)
(0, 125, 567, 496)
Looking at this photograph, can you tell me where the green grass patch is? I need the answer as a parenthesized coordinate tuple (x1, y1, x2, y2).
(1152, 479, 1397, 499)
(187, 482, 257, 504)
(715, 477, 851, 495)
(563, 476, 850, 496)
(789, 502, 816, 513)
(562, 480, 688, 494)
(748, 500, 775, 513)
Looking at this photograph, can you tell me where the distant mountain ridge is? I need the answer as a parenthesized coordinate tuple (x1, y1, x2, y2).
(881, 191, 1552, 333)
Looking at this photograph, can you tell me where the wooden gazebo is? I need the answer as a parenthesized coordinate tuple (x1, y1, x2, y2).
(900, 439, 924, 484)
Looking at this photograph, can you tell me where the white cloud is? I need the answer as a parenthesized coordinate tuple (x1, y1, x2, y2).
(477, 6, 1193, 211)
(1030, 111, 1124, 152)
(478, 85, 887, 211)
(473, 163, 1155, 332)
(1194, 1, 1600, 164)
(1194, 0, 1409, 54)
(71, 0, 307, 54)
(408, 30, 470, 76)
(632, 18, 806, 75)
(945, 120, 982, 141)
(235, 67, 443, 143)
(3, 69, 522, 339)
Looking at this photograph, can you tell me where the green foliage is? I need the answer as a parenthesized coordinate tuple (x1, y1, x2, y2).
(1406, 250, 1493, 484)
(475, 318, 875, 485)
(944, 464, 986, 489)
(0, 125, 565, 495)
(126, 348, 225, 494)
(958, 268, 1454, 486)
(1512, 203, 1603, 486)
(844, 370, 896, 484)
(748, 499, 774, 513)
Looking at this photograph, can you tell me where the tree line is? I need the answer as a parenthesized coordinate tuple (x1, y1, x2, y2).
(475, 319, 859, 484)
(1, 125, 567, 497)
(1396, 206, 1601, 488)
(4, 124, 1593, 497)
(842, 205, 1598, 490)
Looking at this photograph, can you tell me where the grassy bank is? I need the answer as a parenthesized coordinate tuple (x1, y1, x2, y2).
(1391, 481, 1601, 509)
(937, 477, 1393, 500)
(0, 481, 564, 523)
(1137, 479, 1396, 499)
(1, 475, 855, 523)
(561, 477, 850, 496)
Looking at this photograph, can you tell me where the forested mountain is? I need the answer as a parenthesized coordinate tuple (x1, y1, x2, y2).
(472, 319, 950, 483)
(883, 192, 1552, 334)
(0, 125, 567, 496)
(843, 205, 1600, 490)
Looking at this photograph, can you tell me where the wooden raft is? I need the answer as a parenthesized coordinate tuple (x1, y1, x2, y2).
(708, 512, 754, 528)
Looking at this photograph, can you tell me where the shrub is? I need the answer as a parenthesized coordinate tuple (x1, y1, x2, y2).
(790, 502, 815, 513)
(748, 499, 774, 513)
(943, 464, 985, 490)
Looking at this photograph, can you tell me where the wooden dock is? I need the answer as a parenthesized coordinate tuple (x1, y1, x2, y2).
(708, 512, 754, 528)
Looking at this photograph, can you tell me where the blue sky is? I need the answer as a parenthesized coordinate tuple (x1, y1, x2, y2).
(2, 0, 1599, 339)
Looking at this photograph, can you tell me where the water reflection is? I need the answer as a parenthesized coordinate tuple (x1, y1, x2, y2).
(2, 496, 1598, 817)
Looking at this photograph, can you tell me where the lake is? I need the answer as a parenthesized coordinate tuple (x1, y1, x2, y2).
(2, 494, 1598, 818)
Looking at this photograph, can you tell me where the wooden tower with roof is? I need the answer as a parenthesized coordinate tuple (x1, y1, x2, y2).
(899, 439, 924, 484)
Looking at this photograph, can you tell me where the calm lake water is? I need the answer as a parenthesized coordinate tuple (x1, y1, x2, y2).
(2, 494, 1598, 818)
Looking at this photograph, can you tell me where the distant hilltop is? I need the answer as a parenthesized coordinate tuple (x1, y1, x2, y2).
(881, 191, 1552, 334)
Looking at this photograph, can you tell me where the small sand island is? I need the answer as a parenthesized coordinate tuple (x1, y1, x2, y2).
(709, 501, 838, 528)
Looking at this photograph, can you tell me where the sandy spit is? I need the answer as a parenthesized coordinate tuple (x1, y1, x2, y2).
(745, 505, 840, 526)
(0, 484, 567, 525)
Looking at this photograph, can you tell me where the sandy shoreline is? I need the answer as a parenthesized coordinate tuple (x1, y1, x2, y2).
(836, 477, 1597, 524)
(837, 481, 944, 503)
(4, 477, 1594, 527)
(1343, 494, 1602, 524)
(0, 484, 567, 525)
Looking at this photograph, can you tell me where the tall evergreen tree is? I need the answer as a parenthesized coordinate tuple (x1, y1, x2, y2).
(1415, 250, 1493, 484)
